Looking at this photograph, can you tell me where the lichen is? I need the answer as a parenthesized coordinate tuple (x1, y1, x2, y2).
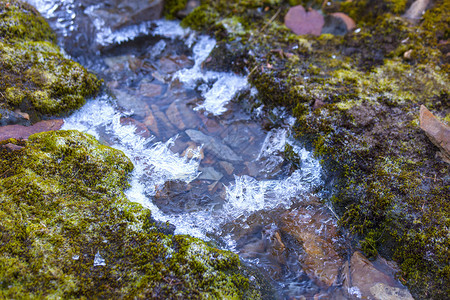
(0, 0, 101, 122)
(0, 130, 261, 298)
(178, 0, 450, 298)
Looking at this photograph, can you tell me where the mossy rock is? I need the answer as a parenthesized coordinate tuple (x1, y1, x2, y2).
(0, 130, 260, 298)
(0, 0, 101, 123)
(178, 0, 449, 298)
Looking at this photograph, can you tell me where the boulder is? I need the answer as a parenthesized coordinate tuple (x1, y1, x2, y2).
(0, 119, 63, 141)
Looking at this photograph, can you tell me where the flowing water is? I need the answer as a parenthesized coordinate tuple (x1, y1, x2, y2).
(25, 1, 412, 299)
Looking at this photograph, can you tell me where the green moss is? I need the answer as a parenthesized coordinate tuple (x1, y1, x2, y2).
(0, 130, 260, 298)
(163, 0, 188, 19)
(0, 0, 56, 42)
(0, 0, 101, 122)
(179, 0, 450, 298)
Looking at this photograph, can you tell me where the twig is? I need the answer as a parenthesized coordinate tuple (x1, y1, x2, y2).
(261, 8, 282, 32)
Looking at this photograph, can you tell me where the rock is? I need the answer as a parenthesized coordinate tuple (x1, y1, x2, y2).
(219, 161, 235, 175)
(370, 283, 414, 300)
(284, 5, 324, 36)
(181, 142, 205, 160)
(166, 101, 186, 130)
(342, 252, 413, 299)
(120, 117, 152, 138)
(159, 55, 193, 74)
(0, 109, 31, 126)
(139, 81, 164, 98)
(88, 0, 164, 30)
(14, 109, 30, 120)
(151, 104, 177, 137)
(420, 105, 450, 163)
(0, 130, 258, 298)
(112, 89, 150, 118)
(199, 166, 223, 181)
(280, 205, 344, 287)
(0, 119, 64, 141)
(403, 0, 431, 22)
(185, 129, 242, 162)
(322, 13, 356, 35)
(143, 108, 160, 136)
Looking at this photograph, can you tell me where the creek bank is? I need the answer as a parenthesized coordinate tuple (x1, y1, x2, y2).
(0, 130, 261, 298)
(167, 0, 449, 298)
(0, 0, 101, 124)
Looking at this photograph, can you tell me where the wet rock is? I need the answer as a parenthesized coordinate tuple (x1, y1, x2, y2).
(322, 13, 356, 35)
(159, 55, 193, 74)
(185, 129, 242, 162)
(88, 0, 164, 30)
(151, 104, 177, 136)
(369, 283, 414, 300)
(219, 161, 235, 175)
(0, 119, 64, 141)
(199, 166, 223, 181)
(143, 108, 160, 136)
(280, 204, 344, 287)
(0, 109, 31, 126)
(112, 89, 150, 118)
(420, 105, 450, 163)
(166, 101, 186, 130)
(120, 117, 152, 138)
(342, 251, 413, 300)
(284, 5, 324, 36)
(403, 0, 431, 22)
(139, 81, 164, 98)
(182, 142, 205, 160)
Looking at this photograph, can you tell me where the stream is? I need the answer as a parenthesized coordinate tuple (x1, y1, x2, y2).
(25, 1, 413, 299)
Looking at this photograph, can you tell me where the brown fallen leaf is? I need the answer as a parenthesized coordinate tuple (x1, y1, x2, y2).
(420, 105, 450, 163)
(284, 5, 324, 36)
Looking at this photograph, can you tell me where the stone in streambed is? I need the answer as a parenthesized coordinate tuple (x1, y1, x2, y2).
(198, 166, 223, 181)
(280, 204, 344, 287)
(219, 161, 234, 175)
(166, 101, 186, 130)
(139, 81, 164, 98)
(185, 129, 242, 162)
(342, 251, 413, 300)
(0, 119, 63, 141)
(112, 89, 150, 118)
(143, 108, 160, 136)
(284, 5, 324, 36)
(120, 117, 152, 138)
(151, 104, 177, 137)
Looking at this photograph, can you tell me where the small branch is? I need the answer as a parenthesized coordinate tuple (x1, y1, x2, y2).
(261, 8, 282, 32)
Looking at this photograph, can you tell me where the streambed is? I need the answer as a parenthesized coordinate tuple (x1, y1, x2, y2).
(24, 1, 413, 298)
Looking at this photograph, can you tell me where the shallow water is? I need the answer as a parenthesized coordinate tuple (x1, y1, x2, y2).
(26, 1, 412, 298)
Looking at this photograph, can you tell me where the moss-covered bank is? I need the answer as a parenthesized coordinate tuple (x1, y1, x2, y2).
(0, 130, 260, 298)
(0, 0, 101, 123)
(167, 0, 450, 298)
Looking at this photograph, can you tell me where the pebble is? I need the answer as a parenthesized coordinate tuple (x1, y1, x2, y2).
(185, 129, 243, 162)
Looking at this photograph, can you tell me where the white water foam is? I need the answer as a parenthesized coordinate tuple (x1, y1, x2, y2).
(62, 96, 202, 198)
(174, 36, 248, 116)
